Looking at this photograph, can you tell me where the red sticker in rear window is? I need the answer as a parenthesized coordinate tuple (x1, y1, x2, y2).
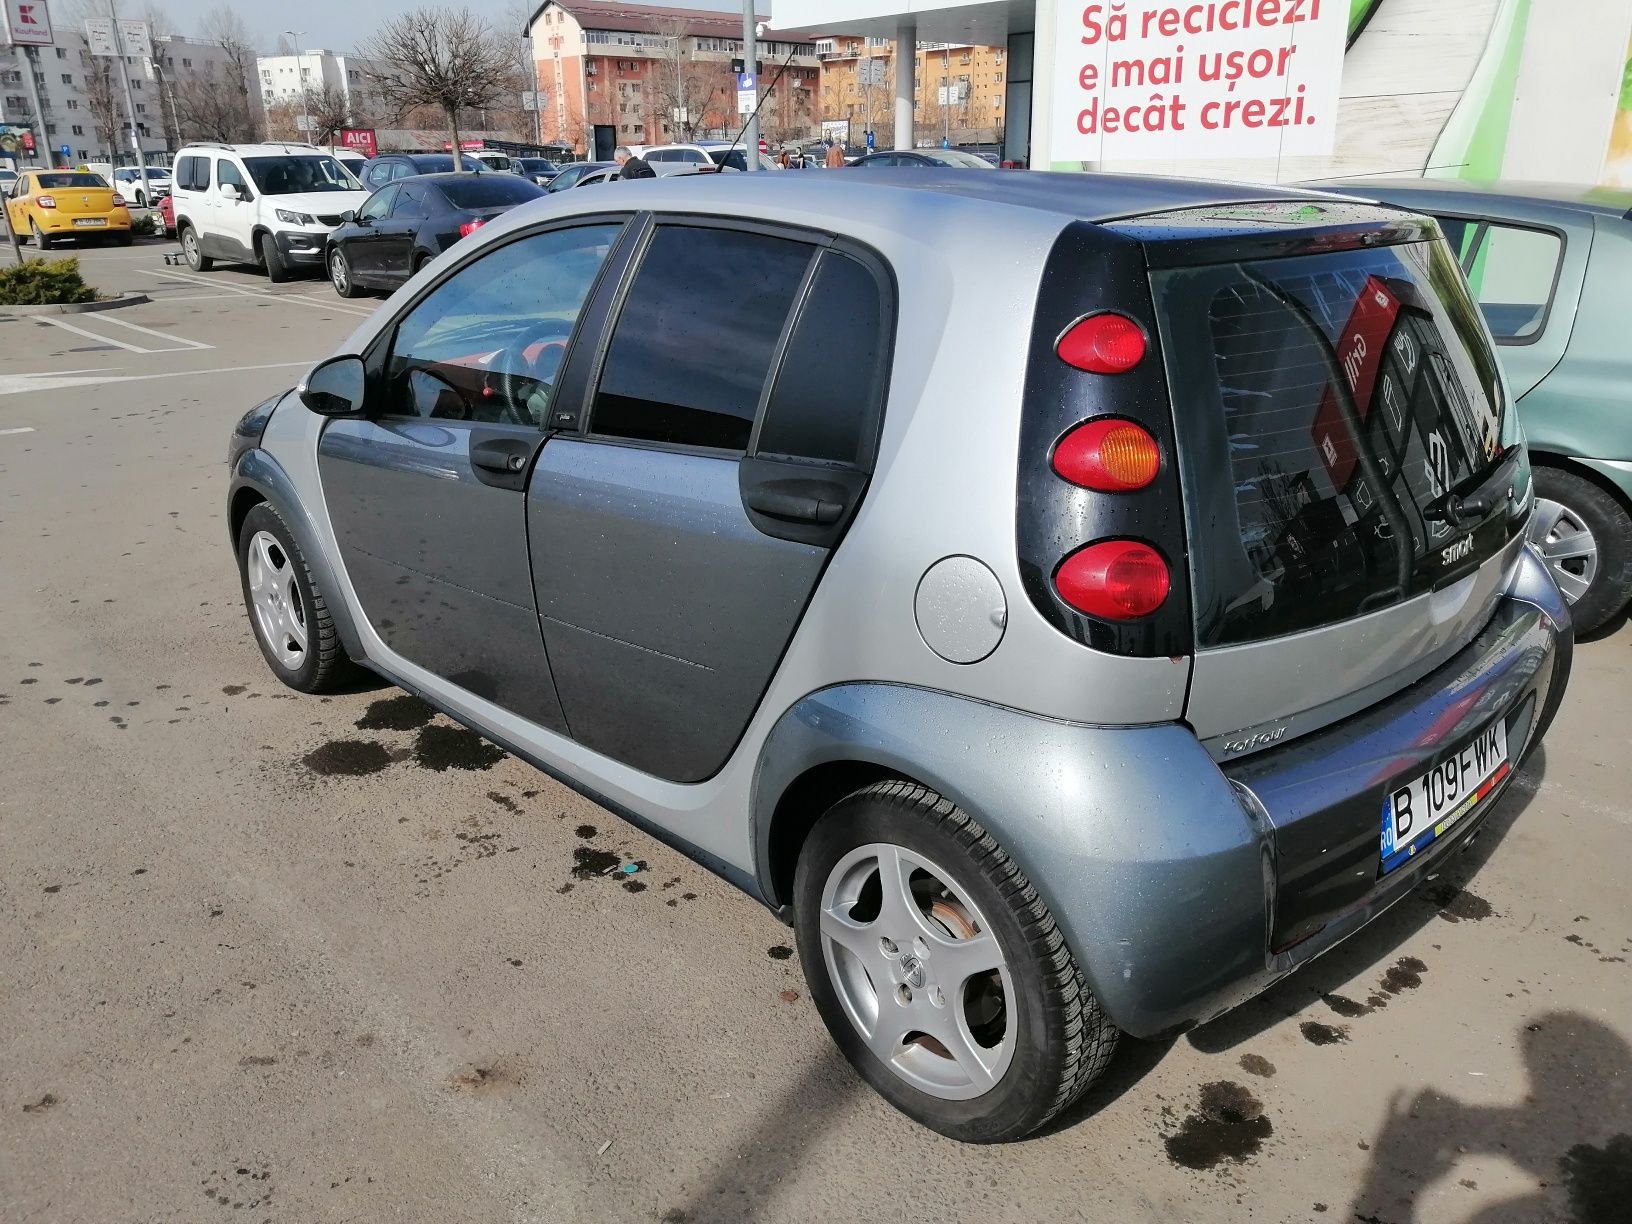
(1310, 275, 1402, 490)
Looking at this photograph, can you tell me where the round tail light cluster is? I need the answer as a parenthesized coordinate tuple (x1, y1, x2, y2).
(1049, 315, 1171, 621)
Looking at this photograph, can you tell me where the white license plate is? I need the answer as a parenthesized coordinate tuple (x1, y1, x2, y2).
(1381, 719, 1510, 874)
(73, 218, 108, 227)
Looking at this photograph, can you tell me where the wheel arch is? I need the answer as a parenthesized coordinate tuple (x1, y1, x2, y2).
(1529, 450, 1632, 516)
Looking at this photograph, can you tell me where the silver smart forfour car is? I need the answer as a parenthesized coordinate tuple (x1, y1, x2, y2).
(228, 171, 1572, 1142)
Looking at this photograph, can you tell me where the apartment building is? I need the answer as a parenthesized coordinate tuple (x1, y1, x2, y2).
(2, 33, 258, 168)
(525, 0, 821, 158)
(816, 35, 1008, 148)
(256, 50, 380, 125)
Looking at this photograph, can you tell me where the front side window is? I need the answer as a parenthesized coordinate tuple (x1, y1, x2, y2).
(216, 159, 248, 194)
(590, 225, 816, 451)
(385, 223, 622, 428)
(358, 185, 397, 222)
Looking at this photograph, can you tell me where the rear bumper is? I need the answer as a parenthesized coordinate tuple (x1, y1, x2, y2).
(37, 213, 131, 233)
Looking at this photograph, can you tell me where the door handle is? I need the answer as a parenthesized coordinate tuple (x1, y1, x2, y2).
(742, 486, 844, 524)
(469, 435, 540, 491)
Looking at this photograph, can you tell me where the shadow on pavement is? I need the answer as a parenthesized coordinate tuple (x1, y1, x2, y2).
(1188, 746, 1548, 1054)
(1350, 1011, 1632, 1224)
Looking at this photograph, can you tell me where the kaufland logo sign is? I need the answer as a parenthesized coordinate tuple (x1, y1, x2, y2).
(6, 0, 56, 47)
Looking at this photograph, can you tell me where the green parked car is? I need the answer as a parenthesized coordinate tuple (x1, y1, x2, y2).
(1318, 179, 1632, 634)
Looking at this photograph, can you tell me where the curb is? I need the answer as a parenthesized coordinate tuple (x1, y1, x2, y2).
(0, 293, 150, 319)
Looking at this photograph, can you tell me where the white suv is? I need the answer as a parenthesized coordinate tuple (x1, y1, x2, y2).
(111, 166, 170, 206)
(170, 143, 369, 282)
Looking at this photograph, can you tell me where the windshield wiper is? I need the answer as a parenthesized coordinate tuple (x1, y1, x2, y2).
(1424, 444, 1523, 528)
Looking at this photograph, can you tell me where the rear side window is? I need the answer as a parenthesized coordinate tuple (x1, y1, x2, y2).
(176, 156, 210, 191)
(393, 182, 430, 220)
(1463, 223, 1562, 342)
(757, 251, 889, 466)
(590, 225, 815, 451)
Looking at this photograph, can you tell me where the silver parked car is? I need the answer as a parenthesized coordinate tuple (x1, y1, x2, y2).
(227, 172, 1571, 1141)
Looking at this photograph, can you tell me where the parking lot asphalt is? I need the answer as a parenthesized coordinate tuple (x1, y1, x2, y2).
(2, 238, 1630, 1224)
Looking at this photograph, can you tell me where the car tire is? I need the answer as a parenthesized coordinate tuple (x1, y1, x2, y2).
(135, 192, 146, 208)
(329, 247, 363, 298)
(181, 225, 212, 271)
(236, 502, 355, 694)
(31, 220, 53, 250)
(260, 231, 292, 283)
(793, 780, 1117, 1143)
(114, 232, 133, 247)
(1531, 466, 1632, 636)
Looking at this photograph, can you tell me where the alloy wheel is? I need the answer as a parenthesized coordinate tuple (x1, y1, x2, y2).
(818, 842, 1015, 1100)
(183, 228, 200, 268)
(246, 530, 309, 671)
(331, 251, 349, 294)
(1529, 498, 1599, 604)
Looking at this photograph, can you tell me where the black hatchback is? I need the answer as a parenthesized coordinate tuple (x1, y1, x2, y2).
(326, 173, 546, 297)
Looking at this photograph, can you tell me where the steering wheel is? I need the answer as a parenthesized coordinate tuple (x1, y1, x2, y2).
(493, 322, 575, 426)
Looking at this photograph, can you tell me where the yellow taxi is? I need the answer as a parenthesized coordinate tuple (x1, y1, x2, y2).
(5, 169, 132, 249)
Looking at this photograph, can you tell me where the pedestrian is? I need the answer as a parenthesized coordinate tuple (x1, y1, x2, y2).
(777, 149, 791, 169)
(614, 146, 655, 180)
(825, 141, 846, 169)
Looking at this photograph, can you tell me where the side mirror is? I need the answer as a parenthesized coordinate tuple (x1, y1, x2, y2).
(219, 181, 239, 199)
(340, 209, 356, 223)
(298, 355, 366, 417)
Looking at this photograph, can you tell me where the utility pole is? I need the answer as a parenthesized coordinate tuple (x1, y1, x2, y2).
(105, 0, 153, 208)
(740, 0, 758, 170)
(18, 45, 51, 167)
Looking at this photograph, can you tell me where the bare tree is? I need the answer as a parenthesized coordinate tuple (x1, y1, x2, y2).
(171, 7, 262, 143)
(80, 53, 123, 158)
(647, 16, 717, 144)
(362, 7, 514, 166)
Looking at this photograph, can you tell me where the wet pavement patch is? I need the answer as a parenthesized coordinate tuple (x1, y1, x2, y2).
(221, 684, 247, 696)
(1238, 1053, 1276, 1078)
(1322, 992, 1373, 1018)
(20, 1092, 59, 1114)
(767, 945, 794, 961)
(1164, 1081, 1273, 1170)
(1420, 882, 1495, 922)
(1379, 956, 1427, 996)
(572, 846, 621, 879)
(622, 880, 647, 893)
(486, 790, 521, 814)
(302, 739, 392, 777)
(1560, 1133, 1632, 1224)
(575, 824, 597, 840)
(413, 724, 504, 771)
(356, 694, 435, 732)
(1300, 1020, 1349, 1046)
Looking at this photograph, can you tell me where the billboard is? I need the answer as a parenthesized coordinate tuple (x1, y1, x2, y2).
(1051, 0, 1349, 162)
(339, 127, 378, 159)
(5, 0, 52, 46)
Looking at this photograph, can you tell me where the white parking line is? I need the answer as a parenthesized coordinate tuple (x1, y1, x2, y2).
(140, 268, 376, 318)
(0, 425, 36, 435)
(0, 359, 315, 397)
(87, 312, 212, 350)
(33, 315, 154, 353)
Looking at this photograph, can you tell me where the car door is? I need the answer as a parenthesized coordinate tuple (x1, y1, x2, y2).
(213, 157, 257, 260)
(1432, 212, 1585, 399)
(317, 216, 633, 728)
(344, 184, 398, 282)
(529, 219, 894, 782)
(377, 181, 430, 281)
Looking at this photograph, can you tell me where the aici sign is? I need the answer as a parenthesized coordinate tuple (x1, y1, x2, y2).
(5, 0, 55, 47)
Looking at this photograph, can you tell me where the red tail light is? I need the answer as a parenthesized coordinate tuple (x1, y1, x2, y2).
(459, 218, 486, 238)
(1052, 418, 1161, 491)
(36, 194, 56, 209)
(1055, 540, 1170, 620)
(1057, 313, 1146, 374)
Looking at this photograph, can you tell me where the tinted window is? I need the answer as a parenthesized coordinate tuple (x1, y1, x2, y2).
(758, 252, 889, 465)
(919, 149, 995, 169)
(358, 184, 397, 221)
(437, 175, 543, 208)
(387, 223, 620, 428)
(409, 155, 457, 173)
(591, 226, 816, 450)
(362, 162, 392, 190)
(1154, 242, 1508, 647)
(176, 155, 209, 191)
(241, 155, 353, 194)
(1463, 223, 1561, 342)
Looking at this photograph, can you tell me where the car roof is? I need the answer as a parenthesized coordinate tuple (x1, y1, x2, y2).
(1313, 177, 1632, 221)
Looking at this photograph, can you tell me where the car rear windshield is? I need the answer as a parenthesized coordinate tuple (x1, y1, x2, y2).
(242, 156, 356, 194)
(437, 175, 543, 208)
(919, 149, 994, 169)
(38, 173, 107, 189)
(1152, 240, 1508, 648)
